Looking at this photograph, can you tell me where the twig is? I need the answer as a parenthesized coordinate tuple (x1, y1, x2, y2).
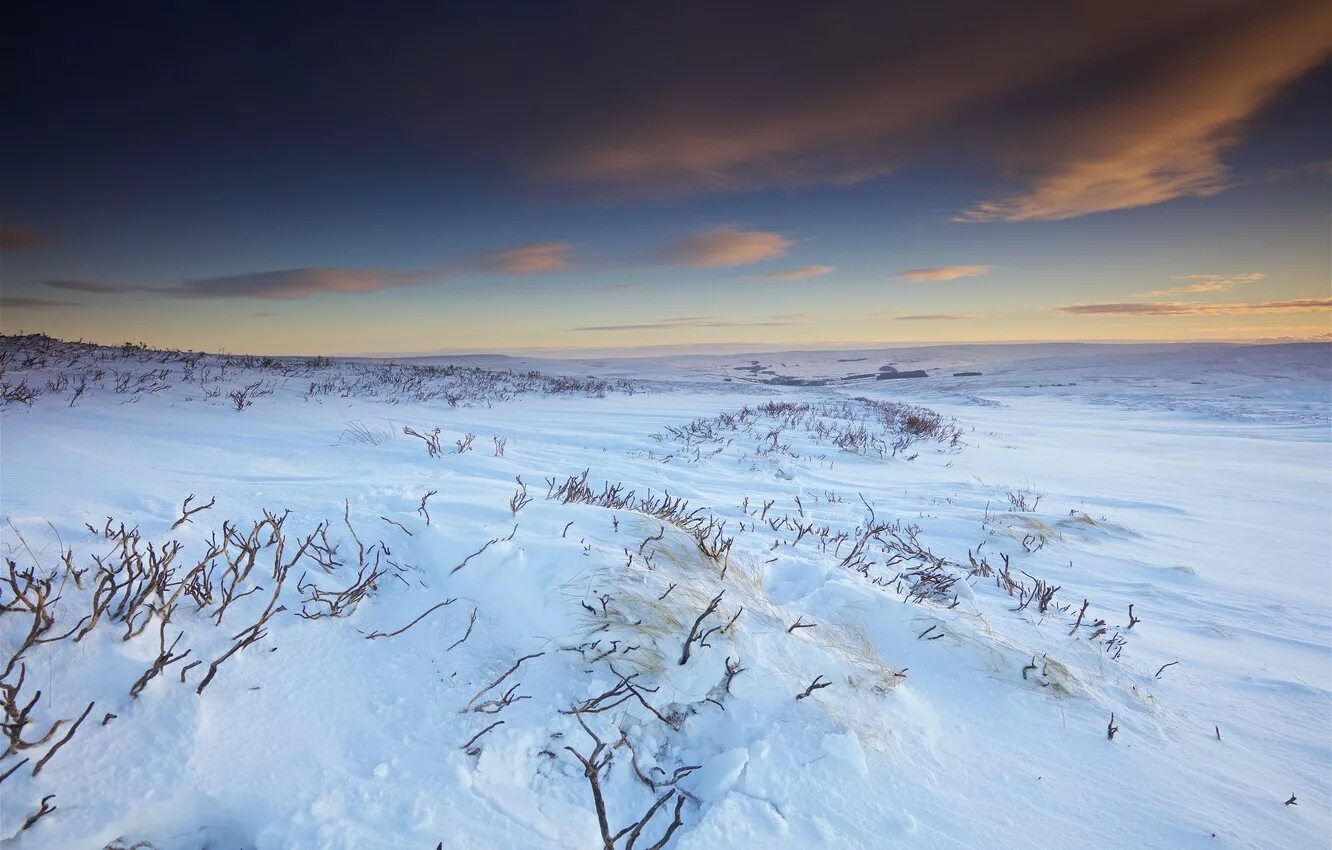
(1154, 661, 1179, 679)
(678, 591, 724, 666)
(1022, 656, 1038, 680)
(466, 652, 544, 710)
(723, 657, 746, 694)
(32, 701, 94, 776)
(417, 490, 438, 525)
(365, 598, 455, 640)
(0, 757, 30, 785)
(20, 795, 56, 831)
(448, 607, 478, 651)
(461, 720, 505, 752)
(628, 791, 686, 850)
(1069, 599, 1090, 636)
(170, 494, 216, 530)
(796, 675, 831, 700)
(451, 528, 516, 574)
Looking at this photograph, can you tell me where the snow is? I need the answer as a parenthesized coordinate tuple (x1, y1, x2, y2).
(1, 335, 1328, 848)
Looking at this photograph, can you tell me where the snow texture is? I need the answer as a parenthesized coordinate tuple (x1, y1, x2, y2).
(0, 335, 1328, 848)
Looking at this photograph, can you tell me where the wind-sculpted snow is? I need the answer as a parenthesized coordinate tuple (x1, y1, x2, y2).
(0, 335, 1328, 848)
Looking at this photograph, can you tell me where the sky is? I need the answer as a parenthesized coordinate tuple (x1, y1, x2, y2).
(1, 0, 1329, 356)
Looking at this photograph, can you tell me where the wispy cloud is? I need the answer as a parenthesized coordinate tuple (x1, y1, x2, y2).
(658, 228, 791, 268)
(1135, 273, 1266, 298)
(892, 313, 982, 321)
(176, 267, 440, 299)
(571, 313, 805, 332)
(1, 296, 71, 309)
(958, 3, 1330, 222)
(44, 278, 149, 294)
(0, 227, 48, 251)
(41, 267, 445, 300)
(525, 2, 1328, 222)
(759, 265, 834, 282)
(482, 242, 574, 274)
(898, 265, 991, 282)
(1055, 298, 1332, 317)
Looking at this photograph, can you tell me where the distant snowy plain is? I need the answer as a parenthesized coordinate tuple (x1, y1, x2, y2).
(1, 336, 1328, 849)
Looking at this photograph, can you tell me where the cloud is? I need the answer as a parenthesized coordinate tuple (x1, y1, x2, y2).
(571, 313, 804, 332)
(506, 1, 1328, 221)
(958, 2, 1330, 221)
(1055, 298, 1332, 316)
(38, 267, 443, 300)
(33, 244, 581, 303)
(174, 267, 441, 299)
(892, 313, 982, 321)
(898, 265, 991, 282)
(658, 228, 792, 268)
(1136, 273, 1266, 298)
(44, 246, 583, 300)
(0, 227, 48, 251)
(1, 296, 71, 309)
(482, 242, 574, 274)
(759, 265, 834, 281)
(44, 278, 144, 294)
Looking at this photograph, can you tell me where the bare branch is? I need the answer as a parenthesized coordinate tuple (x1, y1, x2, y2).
(466, 652, 544, 711)
(170, 494, 216, 531)
(365, 598, 455, 640)
(796, 675, 831, 701)
(447, 607, 479, 652)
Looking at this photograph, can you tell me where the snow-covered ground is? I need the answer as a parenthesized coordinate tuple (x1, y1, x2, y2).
(1, 335, 1328, 849)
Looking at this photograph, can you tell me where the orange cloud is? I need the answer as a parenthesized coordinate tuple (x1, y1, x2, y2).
(760, 265, 834, 281)
(1055, 298, 1332, 316)
(483, 242, 574, 274)
(959, 3, 1330, 221)
(898, 265, 991, 282)
(1135, 273, 1266, 298)
(526, 2, 1328, 221)
(659, 228, 791, 268)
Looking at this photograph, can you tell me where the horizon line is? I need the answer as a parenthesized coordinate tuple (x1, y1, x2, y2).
(5, 329, 1328, 361)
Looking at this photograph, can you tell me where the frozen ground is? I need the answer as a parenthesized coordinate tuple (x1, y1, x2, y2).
(1, 334, 1328, 849)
